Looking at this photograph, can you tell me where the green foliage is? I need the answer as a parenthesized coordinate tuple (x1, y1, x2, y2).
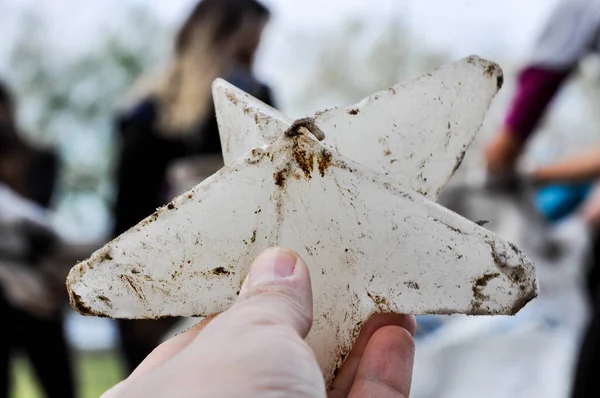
(12, 351, 123, 398)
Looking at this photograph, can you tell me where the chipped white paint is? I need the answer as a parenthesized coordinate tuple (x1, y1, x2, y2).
(66, 56, 537, 386)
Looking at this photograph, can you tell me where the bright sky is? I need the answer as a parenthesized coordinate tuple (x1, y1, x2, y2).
(0, 0, 562, 121)
(0, 0, 561, 115)
(0, 0, 559, 67)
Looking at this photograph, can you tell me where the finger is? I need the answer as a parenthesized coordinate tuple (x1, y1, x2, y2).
(131, 247, 313, 378)
(347, 325, 415, 398)
(328, 313, 415, 398)
(230, 247, 313, 338)
(128, 313, 219, 378)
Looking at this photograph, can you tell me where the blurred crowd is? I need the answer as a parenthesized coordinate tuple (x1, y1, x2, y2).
(2, 0, 600, 397)
(1, 0, 274, 396)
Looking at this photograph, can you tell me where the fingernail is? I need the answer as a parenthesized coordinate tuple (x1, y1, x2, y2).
(248, 248, 297, 288)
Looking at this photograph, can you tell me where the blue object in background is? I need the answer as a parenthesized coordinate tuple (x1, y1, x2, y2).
(414, 315, 446, 340)
(534, 183, 592, 222)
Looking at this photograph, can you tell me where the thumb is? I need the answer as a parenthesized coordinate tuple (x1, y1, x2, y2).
(233, 247, 313, 338)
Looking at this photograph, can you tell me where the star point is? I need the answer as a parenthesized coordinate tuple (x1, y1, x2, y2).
(67, 55, 535, 386)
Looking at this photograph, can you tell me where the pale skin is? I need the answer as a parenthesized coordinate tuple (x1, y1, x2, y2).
(528, 149, 600, 227)
(485, 129, 600, 227)
(102, 247, 416, 398)
(529, 146, 600, 186)
(484, 127, 523, 176)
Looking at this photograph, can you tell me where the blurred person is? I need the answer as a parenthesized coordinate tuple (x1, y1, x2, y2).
(102, 248, 417, 398)
(112, 0, 276, 374)
(529, 148, 600, 398)
(484, 0, 600, 302)
(483, 0, 600, 396)
(0, 80, 75, 398)
(484, 0, 600, 178)
(0, 84, 14, 126)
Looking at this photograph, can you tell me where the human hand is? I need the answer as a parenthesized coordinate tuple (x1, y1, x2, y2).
(102, 247, 416, 398)
(0, 262, 57, 317)
(484, 129, 523, 175)
(580, 182, 600, 229)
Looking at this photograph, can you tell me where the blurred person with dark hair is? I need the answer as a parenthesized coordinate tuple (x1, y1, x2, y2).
(483, 0, 600, 396)
(112, 0, 276, 374)
(0, 80, 74, 398)
(0, 83, 15, 126)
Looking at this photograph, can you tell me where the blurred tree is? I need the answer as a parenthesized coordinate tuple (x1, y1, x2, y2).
(283, 16, 448, 115)
(5, 7, 170, 240)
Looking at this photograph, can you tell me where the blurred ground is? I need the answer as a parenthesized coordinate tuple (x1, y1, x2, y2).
(410, 184, 592, 397)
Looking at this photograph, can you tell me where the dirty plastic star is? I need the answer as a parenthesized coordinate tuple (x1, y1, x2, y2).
(67, 56, 537, 385)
